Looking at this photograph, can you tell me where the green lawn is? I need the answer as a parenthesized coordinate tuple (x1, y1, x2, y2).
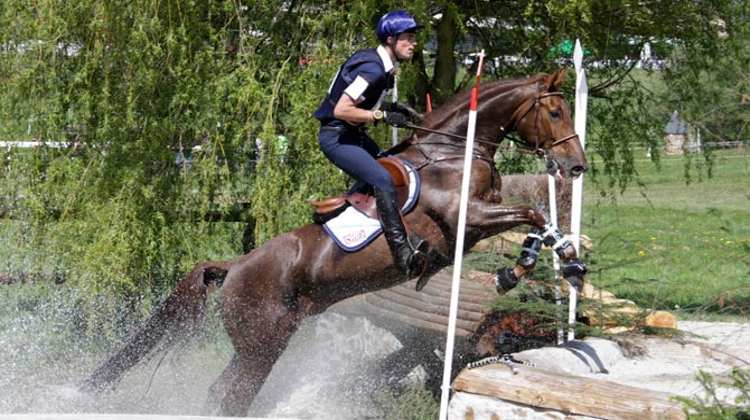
(582, 149, 750, 320)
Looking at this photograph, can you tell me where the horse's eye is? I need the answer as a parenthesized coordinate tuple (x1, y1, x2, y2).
(549, 110, 562, 119)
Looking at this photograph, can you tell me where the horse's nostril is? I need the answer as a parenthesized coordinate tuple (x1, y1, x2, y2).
(571, 166, 586, 176)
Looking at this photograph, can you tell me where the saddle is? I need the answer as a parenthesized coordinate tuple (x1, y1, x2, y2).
(311, 157, 411, 224)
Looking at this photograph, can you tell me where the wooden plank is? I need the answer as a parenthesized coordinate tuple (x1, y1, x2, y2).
(452, 363, 685, 420)
(359, 294, 477, 337)
(370, 288, 486, 322)
(383, 279, 493, 307)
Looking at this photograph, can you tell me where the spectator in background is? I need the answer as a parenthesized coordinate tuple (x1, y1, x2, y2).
(246, 133, 262, 172)
(174, 139, 191, 171)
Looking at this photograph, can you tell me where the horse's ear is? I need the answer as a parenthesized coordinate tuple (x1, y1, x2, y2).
(550, 68, 567, 92)
(540, 68, 567, 93)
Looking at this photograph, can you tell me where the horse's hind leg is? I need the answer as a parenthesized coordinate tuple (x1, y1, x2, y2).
(217, 286, 307, 416)
(203, 354, 239, 414)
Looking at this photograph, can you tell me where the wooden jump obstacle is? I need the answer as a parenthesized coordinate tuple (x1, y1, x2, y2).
(332, 265, 681, 419)
(452, 362, 684, 419)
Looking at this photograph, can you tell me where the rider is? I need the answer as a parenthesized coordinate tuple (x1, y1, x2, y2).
(314, 10, 428, 277)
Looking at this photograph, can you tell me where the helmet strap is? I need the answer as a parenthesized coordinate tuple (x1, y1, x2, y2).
(389, 34, 401, 62)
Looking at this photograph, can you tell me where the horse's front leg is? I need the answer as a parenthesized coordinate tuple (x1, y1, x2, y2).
(495, 222, 587, 294)
(464, 201, 587, 294)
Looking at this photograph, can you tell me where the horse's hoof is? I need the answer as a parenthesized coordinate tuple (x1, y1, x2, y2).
(565, 277, 584, 291)
(562, 258, 587, 291)
(495, 267, 518, 293)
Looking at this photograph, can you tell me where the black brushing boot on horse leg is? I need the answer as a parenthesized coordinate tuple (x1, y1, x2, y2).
(374, 188, 428, 277)
(495, 223, 588, 294)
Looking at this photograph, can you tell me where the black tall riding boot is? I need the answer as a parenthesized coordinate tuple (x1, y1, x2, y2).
(374, 188, 429, 277)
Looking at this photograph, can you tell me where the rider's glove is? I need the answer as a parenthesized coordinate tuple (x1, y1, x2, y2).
(386, 102, 423, 121)
(373, 110, 409, 128)
(384, 111, 410, 128)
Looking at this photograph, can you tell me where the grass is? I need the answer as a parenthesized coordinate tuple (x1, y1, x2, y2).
(582, 148, 750, 321)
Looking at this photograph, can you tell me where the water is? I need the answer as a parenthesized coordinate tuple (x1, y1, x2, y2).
(251, 312, 404, 419)
(0, 289, 411, 418)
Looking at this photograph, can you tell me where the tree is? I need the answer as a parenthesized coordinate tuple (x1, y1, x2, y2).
(662, 2, 750, 146)
(1, 0, 747, 317)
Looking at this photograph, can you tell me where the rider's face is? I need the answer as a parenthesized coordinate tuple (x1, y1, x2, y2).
(392, 32, 417, 60)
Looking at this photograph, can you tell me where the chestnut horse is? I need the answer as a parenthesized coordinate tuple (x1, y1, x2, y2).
(81, 69, 588, 416)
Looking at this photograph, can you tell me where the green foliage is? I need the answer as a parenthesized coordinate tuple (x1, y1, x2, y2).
(380, 384, 439, 420)
(676, 369, 750, 419)
(0, 2, 372, 303)
(662, 1, 750, 145)
(585, 75, 657, 192)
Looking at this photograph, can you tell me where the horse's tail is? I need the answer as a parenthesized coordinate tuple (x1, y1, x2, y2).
(80, 260, 230, 392)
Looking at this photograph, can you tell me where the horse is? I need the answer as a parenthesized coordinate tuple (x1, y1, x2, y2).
(80, 69, 588, 416)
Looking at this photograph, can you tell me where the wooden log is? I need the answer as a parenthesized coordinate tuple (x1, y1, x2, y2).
(581, 283, 677, 330)
(646, 311, 678, 329)
(359, 273, 497, 339)
(373, 288, 487, 321)
(357, 298, 477, 337)
(452, 363, 685, 420)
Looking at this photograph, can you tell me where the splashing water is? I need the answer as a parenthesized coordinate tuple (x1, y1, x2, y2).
(251, 311, 403, 419)
(0, 286, 410, 418)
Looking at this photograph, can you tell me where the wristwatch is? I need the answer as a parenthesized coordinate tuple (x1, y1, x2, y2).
(372, 110, 384, 121)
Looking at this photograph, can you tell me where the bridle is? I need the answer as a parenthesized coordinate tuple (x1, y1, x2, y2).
(508, 91, 579, 152)
(406, 90, 579, 164)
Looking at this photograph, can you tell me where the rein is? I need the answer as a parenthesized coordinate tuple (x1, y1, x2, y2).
(407, 132, 495, 171)
(405, 90, 579, 166)
(404, 123, 468, 141)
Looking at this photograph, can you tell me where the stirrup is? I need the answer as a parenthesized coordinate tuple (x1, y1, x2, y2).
(409, 234, 428, 255)
(405, 251, 428, 279)
(403, 235, 429, 279)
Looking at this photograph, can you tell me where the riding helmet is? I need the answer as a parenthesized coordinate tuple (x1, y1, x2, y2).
(376, 10, 424, 43)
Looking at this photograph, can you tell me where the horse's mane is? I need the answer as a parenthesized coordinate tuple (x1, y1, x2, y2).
(421, 73, 548, 128)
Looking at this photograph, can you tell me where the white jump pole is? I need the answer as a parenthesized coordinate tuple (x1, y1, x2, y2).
(568, 39, 589, 341)
(548, 175, 564, 345)
(438, 50, 485, 420)
(392, 78, 399, 146)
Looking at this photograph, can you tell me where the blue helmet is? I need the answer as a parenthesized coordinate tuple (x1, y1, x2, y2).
(376, 10, 424, 44)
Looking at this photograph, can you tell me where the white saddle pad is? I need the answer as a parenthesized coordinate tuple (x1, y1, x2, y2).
(323, 161, 420, 252)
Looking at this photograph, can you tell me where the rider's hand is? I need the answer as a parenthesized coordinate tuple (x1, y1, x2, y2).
(384, 111, 410, 128)
(386, 102, 423, 121)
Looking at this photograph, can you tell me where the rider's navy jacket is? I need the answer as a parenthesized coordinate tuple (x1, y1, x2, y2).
(314, 46, 395, 127)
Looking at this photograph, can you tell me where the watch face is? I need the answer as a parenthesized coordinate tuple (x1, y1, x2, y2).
(374, 110, 384, 119)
